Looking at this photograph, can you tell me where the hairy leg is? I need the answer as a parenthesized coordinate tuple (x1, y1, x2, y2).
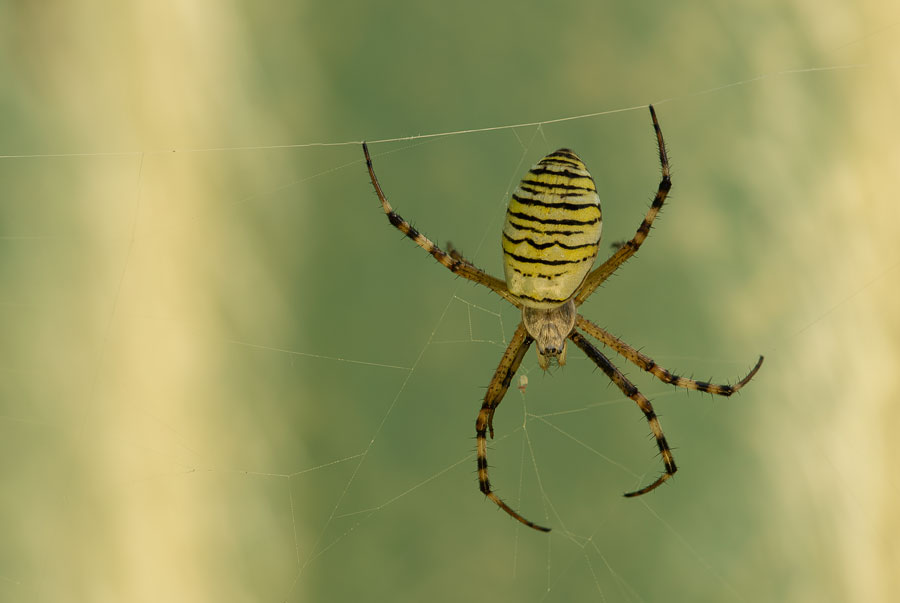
(570, 330, 677, 497)
(363, 143, 519, 307)
(575, 106, 671, 306)
(576, 315, 764, 394)
(474, 322, 549, 531)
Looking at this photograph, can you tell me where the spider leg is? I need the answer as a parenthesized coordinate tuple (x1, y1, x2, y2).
(576, 315, 764, 394)
(570, 330, 677, 497)
(363, 143, 519, 307)
(475, 322, 549, 532)
(574, 105, 671, 306)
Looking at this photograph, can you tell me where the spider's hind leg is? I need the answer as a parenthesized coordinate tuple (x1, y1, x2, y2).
(575, 315, 764, 395)
(474, 323, 549, 532)
(569, 330, 677, 497)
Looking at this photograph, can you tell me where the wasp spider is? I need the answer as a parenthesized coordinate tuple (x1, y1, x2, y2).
(363, 106, 763, 532)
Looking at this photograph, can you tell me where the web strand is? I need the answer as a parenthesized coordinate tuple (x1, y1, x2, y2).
(0, 64, 862, 161)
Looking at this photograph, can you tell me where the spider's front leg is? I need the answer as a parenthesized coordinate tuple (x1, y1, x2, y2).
(362, 142, 519, 307)
(574, 105, 672, 306)
(474, 323, 549, 532)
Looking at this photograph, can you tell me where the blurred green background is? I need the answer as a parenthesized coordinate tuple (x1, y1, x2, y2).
(2, 1, 898, 601)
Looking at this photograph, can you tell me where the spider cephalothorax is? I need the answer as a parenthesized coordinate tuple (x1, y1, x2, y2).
(521, 300, 576, 369)
(363, 106, 763, 532)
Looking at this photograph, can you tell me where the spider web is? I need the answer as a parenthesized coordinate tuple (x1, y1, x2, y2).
(2, 2, 900, 602)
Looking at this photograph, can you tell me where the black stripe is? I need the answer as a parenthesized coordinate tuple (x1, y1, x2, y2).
(540, 156, 581, 168)
(505, 251, 591, 266)
(692, 380, 716, 393)
(506, 210, 600, 226)
(505, 218, 584, 237)
(528, 166, 586, 179)
(503, 231, 596, 251)
(657, 435, 671, 456)
(520, 179, 595, 193)
(511, 266, 569, 279)
(653, 181, 670, 205)
(516, 291, 568, 304)
(387, 212, 404, 228)
(513, 193, 600, 213)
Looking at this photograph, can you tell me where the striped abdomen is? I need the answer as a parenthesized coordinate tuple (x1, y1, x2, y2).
(502, 149, 602, 309)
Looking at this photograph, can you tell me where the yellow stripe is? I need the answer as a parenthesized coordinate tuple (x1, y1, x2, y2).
(508, 197, 600, 223)
(526, 169, 596, 191)
(502, 236, 598, 263)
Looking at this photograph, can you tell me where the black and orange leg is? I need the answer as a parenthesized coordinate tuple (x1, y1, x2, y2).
(576, 315, 764, 395)
(363, 143, 519, 307)
(569, 331, 677, 497)
(474, 322, 549, 532)
(575, 105, 671, 306)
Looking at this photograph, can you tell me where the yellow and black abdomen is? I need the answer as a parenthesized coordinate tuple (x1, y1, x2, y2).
(502, 149, 602, 309)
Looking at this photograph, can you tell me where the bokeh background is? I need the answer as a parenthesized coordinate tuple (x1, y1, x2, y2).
(2, 1, 898, 601)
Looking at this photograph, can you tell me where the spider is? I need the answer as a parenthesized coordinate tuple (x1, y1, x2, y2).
(362, 106, 763, 532)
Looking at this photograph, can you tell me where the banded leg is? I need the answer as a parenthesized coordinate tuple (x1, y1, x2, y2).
(475, 322, 549, 532)
(363, 143, 519, 307)
(574, 105, 671, 306)
(570, 331, 677, 497)
(576, 315, 764, 394)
